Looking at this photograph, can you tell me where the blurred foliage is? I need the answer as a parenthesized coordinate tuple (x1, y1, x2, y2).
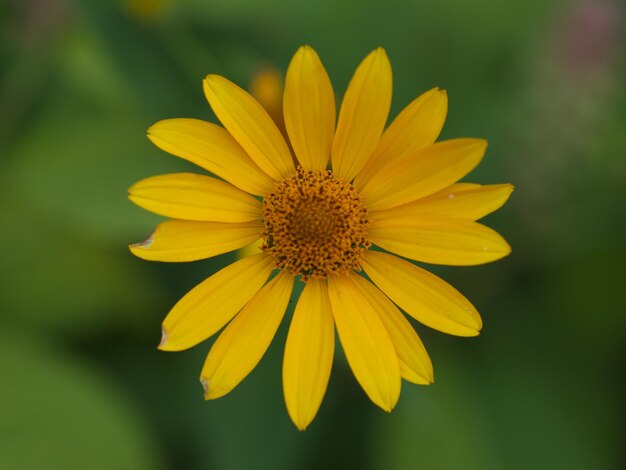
(0, 0, 624, 468)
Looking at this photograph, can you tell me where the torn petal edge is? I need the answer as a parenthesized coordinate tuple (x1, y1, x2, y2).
(130, 229, 155, 250)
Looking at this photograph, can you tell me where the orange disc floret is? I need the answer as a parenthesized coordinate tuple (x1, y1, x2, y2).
(262, 167, 370, 280)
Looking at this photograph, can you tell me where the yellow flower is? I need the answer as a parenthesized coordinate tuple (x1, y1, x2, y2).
(129, 45, 513, 430)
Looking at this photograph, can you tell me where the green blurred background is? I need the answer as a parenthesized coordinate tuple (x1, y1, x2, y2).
(1, 0, 624, 468)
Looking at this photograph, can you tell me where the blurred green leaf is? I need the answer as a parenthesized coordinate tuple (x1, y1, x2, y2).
(0, 329, 164, 470)
(0, 196, 164, 335)
(59, 25, 139, 111)
(2, 102, 179, 245)
(374, 338, 616, 470)
(373, 355, 503, 470)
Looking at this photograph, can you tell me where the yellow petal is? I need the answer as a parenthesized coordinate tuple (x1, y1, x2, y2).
(331, 48, 392, 182)
(351, 275, 433, 384)
(368, 215, 511, 266)
(283, 45, 336, 171)
(201, 271, 293, 399)
(128, 173, 262, 222)
(235, 238, 263, 260)
(361, 251, 482, 336)
(371, 183, 514, 221)
(355, 88, 447, 188)
(147, 118, 274, 196)
(159, 253, 275, 351)
(283, 279, 334, 430)
(203, 75, 295, 180)
(360, 138, 488, 211)
(129, 220, 262, 262)
(327, 273, 400, 411)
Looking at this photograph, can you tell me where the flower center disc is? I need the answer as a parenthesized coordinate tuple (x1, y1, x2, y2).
(262, 168, 370, 280)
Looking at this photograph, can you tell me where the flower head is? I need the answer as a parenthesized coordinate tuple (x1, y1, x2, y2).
(129, 45, 513, 430)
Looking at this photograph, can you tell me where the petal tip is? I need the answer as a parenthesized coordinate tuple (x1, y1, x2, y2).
(466, 328, 481, 337)
(381, 388, 400, 413)
(130, 230, 155, 250)
(468, 308, 483, 333)
(157, 326, 187, 351)
(145, 126, 161, 145)
(293, 419, 309, 432)
(499, 239, 513, 256)
(203, 74, 223, 91)
(371, 47, 390, 65)
(292, 44, 318, 64)
(200, 376, 211, 399)
(364, 46, 388, 63)
(146, 118, 164, 136)
(423, 365, 435, 384)
(157, 326, 169, 350)
(382, 402, 394, 413)
(200, 376, 223, 400)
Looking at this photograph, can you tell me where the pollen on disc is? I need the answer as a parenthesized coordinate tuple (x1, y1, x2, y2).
(262, 167, 370, 280)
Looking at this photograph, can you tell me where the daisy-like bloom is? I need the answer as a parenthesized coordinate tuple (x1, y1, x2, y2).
(129, 46, 513, 430)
